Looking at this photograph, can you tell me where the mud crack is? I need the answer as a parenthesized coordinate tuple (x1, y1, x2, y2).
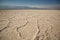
(16, 18, 28, 38)
(0, 16, 15, 32)
(33, 19, 40, 40)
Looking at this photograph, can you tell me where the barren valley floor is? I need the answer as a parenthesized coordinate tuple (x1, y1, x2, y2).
(0, 10, 60, 40)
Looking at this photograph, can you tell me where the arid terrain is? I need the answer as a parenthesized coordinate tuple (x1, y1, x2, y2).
(0, 10, 60, 40)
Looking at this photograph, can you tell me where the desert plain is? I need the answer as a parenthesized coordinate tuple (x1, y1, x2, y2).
(0, 10, 60, 40)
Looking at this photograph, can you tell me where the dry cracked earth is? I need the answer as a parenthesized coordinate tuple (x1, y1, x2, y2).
(0, 10, 60, 40)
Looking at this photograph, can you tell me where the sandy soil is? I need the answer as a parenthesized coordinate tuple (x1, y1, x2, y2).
(0, 10, 60, 40)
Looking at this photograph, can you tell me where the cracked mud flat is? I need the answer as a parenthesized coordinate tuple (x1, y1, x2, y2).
(0, 10, 60, 40)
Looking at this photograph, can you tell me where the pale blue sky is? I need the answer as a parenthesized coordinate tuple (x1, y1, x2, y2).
(0, 0, 60, 5)
(0, 0, 60, 9)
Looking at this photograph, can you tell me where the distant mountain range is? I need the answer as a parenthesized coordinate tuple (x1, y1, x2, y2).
(0, 5, 60, 10)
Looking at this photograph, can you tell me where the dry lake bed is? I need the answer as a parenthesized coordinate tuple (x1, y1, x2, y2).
(0, 10, 60, 40)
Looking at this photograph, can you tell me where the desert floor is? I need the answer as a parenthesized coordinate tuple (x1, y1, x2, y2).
(0, 10, 60, 40)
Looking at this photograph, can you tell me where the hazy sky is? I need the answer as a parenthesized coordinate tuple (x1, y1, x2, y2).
(0, 0, 60, 5)
(0, 0, 60, 9)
